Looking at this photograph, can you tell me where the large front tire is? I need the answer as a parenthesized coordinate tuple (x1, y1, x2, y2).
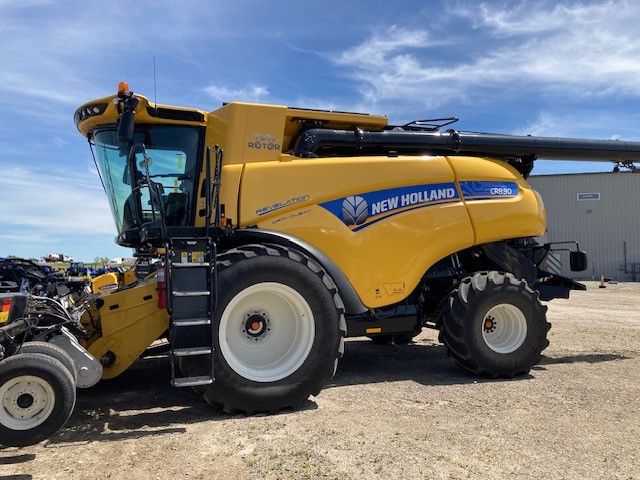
(0, 353, 76, 447)
(437, 271, 550, 377)
(203, 244, 346, 413)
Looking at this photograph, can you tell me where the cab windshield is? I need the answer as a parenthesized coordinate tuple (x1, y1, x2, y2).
(93, 126, 202, 236)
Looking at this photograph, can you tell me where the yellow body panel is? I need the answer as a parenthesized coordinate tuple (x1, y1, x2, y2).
(447, 156, 546, 243)
(90, 272, 120, 294)
(84, 278, 169, 379)
(245, 155, 471, 307)
(238, 154, 544, 307)
(76, 94, 207, 137)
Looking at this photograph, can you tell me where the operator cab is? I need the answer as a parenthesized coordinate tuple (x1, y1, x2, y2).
(87, 83, 205, 247)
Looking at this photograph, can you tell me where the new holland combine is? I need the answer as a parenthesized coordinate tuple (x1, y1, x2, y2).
(1, 82, 639, 447)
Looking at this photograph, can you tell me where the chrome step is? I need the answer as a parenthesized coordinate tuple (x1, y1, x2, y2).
(172, 291, 210, 297)
(172, 262, 210, 268)
(172, 346, 212, 357)
(173, 317, 211, 327)
(172, 376, 213, 387)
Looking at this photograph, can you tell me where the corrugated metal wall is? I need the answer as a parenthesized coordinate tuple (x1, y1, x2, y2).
(528, 172, 640, 281)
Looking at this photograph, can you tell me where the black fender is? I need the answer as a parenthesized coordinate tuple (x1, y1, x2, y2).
(232, 228, 368, 314)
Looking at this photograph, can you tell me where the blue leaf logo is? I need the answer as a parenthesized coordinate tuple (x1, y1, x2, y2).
(342, 196, 368, 225)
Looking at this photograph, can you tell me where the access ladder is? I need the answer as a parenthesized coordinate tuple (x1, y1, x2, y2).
(167, 236, 216, 387)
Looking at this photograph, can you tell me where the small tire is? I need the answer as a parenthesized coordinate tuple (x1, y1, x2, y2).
(437, 271, 550, 377)
(0, 353, 76, 447)
(201, 244, 346, 414)
(19, 341, 77, 384)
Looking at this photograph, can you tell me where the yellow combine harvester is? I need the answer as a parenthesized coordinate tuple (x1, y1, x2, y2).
(1, 82, 639, 446)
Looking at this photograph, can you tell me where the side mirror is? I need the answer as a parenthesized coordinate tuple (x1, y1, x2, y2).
(117, 96, 140, 144)
(570, 251, 587, 272)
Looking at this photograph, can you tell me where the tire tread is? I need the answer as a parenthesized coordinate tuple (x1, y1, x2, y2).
(437, 271, 550, 378)
(201, 243, 346, 413)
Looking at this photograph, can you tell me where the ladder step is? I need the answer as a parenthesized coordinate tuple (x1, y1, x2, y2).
(172, 291, 210, 297)
(173, 317, 211, 326)
(172, 376, 213, 387)
(173, 347, 212, 357)
(172, 262, 210, 268)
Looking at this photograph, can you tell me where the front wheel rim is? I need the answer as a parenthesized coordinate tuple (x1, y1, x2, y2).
(219, 282, 316, 382)
(0, 375, 55, 431)
(481, 304, 528, 354)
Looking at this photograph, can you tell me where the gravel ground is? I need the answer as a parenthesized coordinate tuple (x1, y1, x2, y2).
(1, 281, 638, 480)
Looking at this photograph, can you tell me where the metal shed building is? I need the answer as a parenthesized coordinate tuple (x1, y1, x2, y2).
(528, 172, 640, 281)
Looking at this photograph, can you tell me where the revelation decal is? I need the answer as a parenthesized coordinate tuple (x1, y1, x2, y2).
(256, 195, 311, 216)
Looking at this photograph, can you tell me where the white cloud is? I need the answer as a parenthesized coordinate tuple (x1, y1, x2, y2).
(0, 165, 116, 236)
(335, 26, 430, 69)
(204, 84, 270, 103)
(331, 1, 640, 112)
(0, 2, 219, 115)
(513, 111, 640, 140)
(471, 2, 589, 36)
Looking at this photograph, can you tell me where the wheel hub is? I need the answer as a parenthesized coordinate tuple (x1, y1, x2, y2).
(241, 310, 271, 341)
(483, 316, 497, 333)
(2, 378, 50, 422)
(16, 393, 34, 409)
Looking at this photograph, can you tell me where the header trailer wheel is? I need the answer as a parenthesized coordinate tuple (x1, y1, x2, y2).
(0, 353, 76, 447)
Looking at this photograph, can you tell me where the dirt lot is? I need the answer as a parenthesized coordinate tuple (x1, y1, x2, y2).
(1, 281, 638, 480)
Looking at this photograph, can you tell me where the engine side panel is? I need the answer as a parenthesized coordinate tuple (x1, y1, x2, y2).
(241, 156, 475, 308)
(238, 154, 546, 309)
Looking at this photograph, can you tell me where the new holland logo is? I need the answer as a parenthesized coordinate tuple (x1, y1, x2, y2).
(319, 182, 460, 232)
(342, 195, 368, 225)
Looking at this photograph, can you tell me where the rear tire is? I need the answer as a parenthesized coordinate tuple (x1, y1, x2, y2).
(0, 353, 76, 447)
(202, 244, 346, 414)
(437, 271, 550, 377)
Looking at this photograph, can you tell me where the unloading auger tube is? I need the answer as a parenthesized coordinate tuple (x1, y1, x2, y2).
(293, 127, 640, 168)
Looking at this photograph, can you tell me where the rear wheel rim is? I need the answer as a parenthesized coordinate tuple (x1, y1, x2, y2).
(219, 282, 315, 382)
(481, 303, 527, 354)
(0, 375, 55, 431)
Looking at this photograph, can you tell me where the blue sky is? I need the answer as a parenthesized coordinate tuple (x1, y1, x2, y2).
(1, 0, 639, 261)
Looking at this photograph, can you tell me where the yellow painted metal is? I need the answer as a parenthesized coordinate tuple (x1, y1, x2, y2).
(75, 94, 207, 137)
(447, 156, 546, 243)
(205, 102, 387, 166)
(90, 272, 120, 294)
(239, 153, 544, 307)
(84, 278, 169, 379)
(122, 270, 138, 286)
(247, 155, 475, 307)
